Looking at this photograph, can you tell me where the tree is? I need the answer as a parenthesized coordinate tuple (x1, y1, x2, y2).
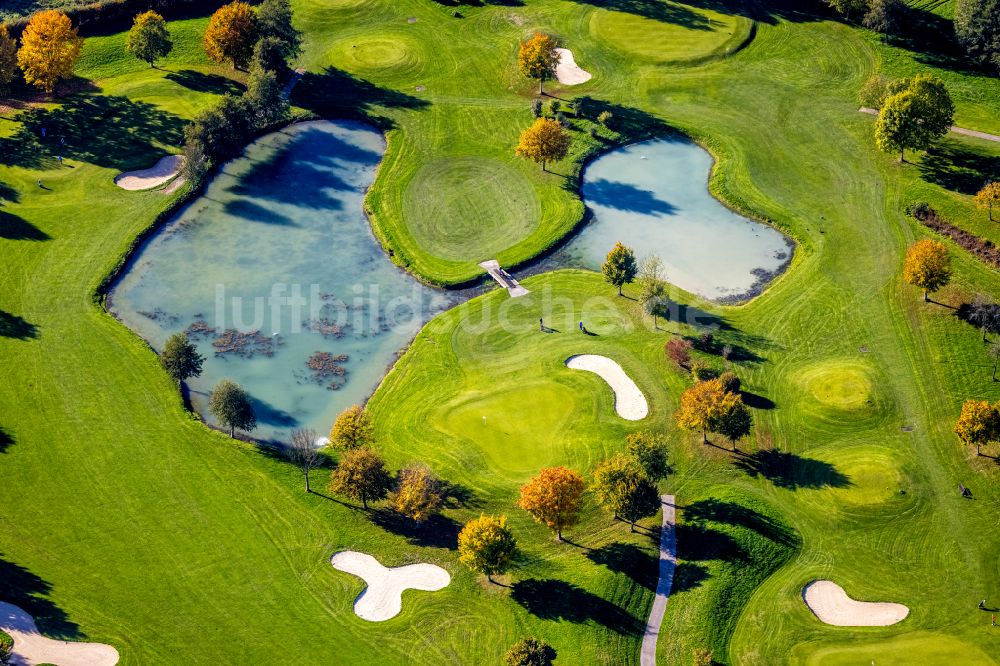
(505, 637, 556, 666)
(180, 139, 208, 183)
(826, 0, 868, 21)
(967, 295, 1000, 342)
(874, 76, 954, 162)
(518, 33, 560, 95)
(988, 341, 1000, 381)
(954, 0, 1000, 70)
(208, 379, 256, 437)
(675, 378, 739, 444)
(0, 25, 17, 96)
(665, 337, 693, 369)
(716, 399, 752, 450)
(518, 466, 585, 541)
(458, 514, 517, 583)
(159, 332, 204, 382)
(592, 454, 660, 532)
(602, 242, 638, 296)
(328, 404, 375, 450)
(954, 398, 1000, 455)
(718, 370, 741, 395)
(251, 35, 289, 75)
(392, 464, 445, 522)
(286, 428, 322, 493)
(257, 0, 302, 63)
(328, 447, 391, 508)
(692, 648, 714, 666)
(17, 10, 82, 94)
(863, 0, 905, 38)
(0, 629, 11, 665)
(516, 118, 570, 172)
(626, 430, 670, 480)
(903, 239, 951, 302)
(126, 10, 172, 67)
(204, 1, 259, 70)
(245, 64, 288, 128)
(975, 182, 1000, 221)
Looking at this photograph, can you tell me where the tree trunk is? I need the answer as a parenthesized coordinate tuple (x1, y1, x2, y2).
(992, 357, 997, 381)
(924, 289, 929, 302)
(542, 159, 547, 172)
(304, 468, 311, 493)
(487, 574, 494, 584)
(702, 430, 708, 444)
(629, 520, 635, 533)
(539, 77, 543, 96)
(977, 442, 981, 456)
(230, 424, 235, 437)
(362, 492, 368, 509)
(900, 148, 905, 163)
(555, 525, 562, 542)
(618, 284, 622, 296)
(983, 326, 988, 343)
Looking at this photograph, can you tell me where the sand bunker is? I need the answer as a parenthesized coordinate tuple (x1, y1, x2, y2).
(114, 155, 183, 191)
(0, 602, 119, 666)
(330, 551, 450, 622)
(566, 354, 648, 420)
(802, 580, 909, 627)
(554, 48, 591, 85)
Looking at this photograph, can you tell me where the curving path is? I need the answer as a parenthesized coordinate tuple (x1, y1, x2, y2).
(640, 495, 676, 666)
(0, 601, 119, 666)
(330, 551, 450, 622)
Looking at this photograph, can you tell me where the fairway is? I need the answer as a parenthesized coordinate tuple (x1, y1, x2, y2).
(3, 0, 1000, 664)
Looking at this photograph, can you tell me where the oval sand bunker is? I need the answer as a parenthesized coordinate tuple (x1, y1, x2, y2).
(566, 354, 648, 420)
(114, 155, 182, 191)
(0, 601, 119, 665)
(554, 48, 592, 85)
(802, 580, 909, 627)
(331, 551, 450, 622)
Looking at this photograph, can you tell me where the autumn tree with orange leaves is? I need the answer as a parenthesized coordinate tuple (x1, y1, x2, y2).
(903, 239, 951, 302)
(204, 1, 259, 70)
(17, 10, 82, 93)
(675, 378, 741, 444)
(976, 182, 1000, 222)
(518, 466, 584, 542)
(955, 399, 1000, 456)
(518, 32, 560, 95)
(516, 117, 570, 172)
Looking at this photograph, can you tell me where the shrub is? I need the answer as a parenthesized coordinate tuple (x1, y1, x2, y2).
(696, 331, 715, 353)
(569, 98, 582, 116)
(505, 637, 556, 666)
(665, 337, 692, 369)
(548, 99, 560, 115)
(718, 371, 741, 394)
(0, 629, 13, 664)
(588, 125, 598, 138)
(555, 111, 569, 128)
(693, 647, 714, 666)
(690, 360, 716, 381)
(530, 98, 542, 117)
(597, 110, 613, 127)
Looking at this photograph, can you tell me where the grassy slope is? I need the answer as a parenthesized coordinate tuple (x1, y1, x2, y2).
(1, 0, 1000, 665)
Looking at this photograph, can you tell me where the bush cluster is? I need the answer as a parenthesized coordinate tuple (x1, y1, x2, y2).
(909, 202, 1000, 269)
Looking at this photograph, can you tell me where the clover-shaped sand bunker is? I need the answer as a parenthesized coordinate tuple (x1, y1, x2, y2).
(802, 580, 909, 627)
(554, 48, 591, 85)
(566, 354, 648, 420)
(330, 551, 450, 622)
(0, 601, 119, 665)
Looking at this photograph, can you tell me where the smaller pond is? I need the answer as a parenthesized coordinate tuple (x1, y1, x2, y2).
(544, 138, 793, 302)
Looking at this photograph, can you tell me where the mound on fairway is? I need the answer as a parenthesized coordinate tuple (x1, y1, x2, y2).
(113, 155, 182, 191)
(0, 602, 119, 665)
(802, 580, 908, 627)
(799, 361, 874, 411)
(332, 35, 424, 75)
(330, 551, 450, 622)
(565, 354, 648, 420)
(554, 48, 591, 85)
(589, 7, 751, 63)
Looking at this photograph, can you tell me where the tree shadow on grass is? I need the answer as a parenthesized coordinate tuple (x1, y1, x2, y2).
(880, 3, 991, 76)
(0, 210, 49, 241)
(0, 310, 38, 340)
(0, 554, 79, 639)
(918, 142, 1000, 196)
(292, 67, 430, 130)
(733, 449, 851, 490)
(740, 390, 775, 410)
(510, 579, 643, 635)
(0, 426, 12, 453)
(370, 510, 461, 550)
(683, 498, 798, 546)
(585, 542, 658, 590)
(432, 0, 524, 6)
(568, 0, 822, 26)
(670, 561, 710, 593)
(165, 69, 244, 96)
(441, 480, 481, 509)
(0, 181, 19, 204)
(675, 522, 747, 562)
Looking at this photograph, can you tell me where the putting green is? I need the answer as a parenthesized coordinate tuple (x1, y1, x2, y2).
(589, 6, 751, 63)
(331, 34, 425, 75)
(799, 361, 875, 411)
(815, 445, 904, 506)
(795, 631, 997, 665)
(438, 383, 578, 474)
(402, 157, 540, 262)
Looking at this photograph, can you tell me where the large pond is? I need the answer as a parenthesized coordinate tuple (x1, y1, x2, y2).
(543, 138, 793, 302)
(111, 124, 791, 442)
(110, 121, 458, 442)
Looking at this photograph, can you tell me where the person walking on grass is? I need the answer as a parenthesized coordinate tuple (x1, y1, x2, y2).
(980, 599, 986, 610)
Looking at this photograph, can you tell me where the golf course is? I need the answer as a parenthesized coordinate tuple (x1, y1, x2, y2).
(2, 0, 1000, 664)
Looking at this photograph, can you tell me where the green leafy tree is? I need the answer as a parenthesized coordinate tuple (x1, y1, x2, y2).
(251, 35, 288, 75)
(0, 25, 18, 95)
(328, 404, 375, 450)
(875, 76, 954, 162)
(863, 0, 905, 38)
(328, 447, 391, 508)
(716, 399, 752, 450)
(0, 629, 12, 665)
(592, 454, 661, 531)
(602, 242, 638, 296)
(159, 332, 204, 382)
(245, 64, 288, 128)
(126, 10, 172, 67)
(257, 0, 302, 63)
(505, 637, 556, 666)
(458, 514, 518, 583)
(180, 139, 208, 183)
(826, 0, 868, 21)
(638, 253, 666, 304)
(625, 430, 670, 480)
(209, 379, 256, 437)
(392, 464, 445, 522)
(955, 0, 1000, 70)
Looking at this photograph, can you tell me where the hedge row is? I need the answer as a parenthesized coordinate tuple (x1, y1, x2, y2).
(910, 201, 1000, 269)
(5, 0, 234, 38)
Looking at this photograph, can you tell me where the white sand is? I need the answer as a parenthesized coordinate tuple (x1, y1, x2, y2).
(802, 580, 909, 627)
(114, 155, 183, 191)
(0, 602, 119, 666)
(330, 551, 450, 622)
(554, 48, 592, 85)
(566, 354, 648, 420)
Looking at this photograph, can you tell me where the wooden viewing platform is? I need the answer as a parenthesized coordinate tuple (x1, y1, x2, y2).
(479, 260, 529, 297)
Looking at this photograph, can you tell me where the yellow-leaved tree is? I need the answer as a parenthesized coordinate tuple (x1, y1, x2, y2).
(391, 464, 444, 523)
(518, 32, 560, 95)
(675, 378, 739, 444)
(517, 466, 584, 542)
(457, 515, 517, 584)
(328, 404, 375, 450)
(975, 182, 1000, 222)
(903, 239, 951, 302)
(17, 10, 82, 94)
(516, 117, 570, 172)
(204, 1, 258, 70)
(954, 399, 1000, 456)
